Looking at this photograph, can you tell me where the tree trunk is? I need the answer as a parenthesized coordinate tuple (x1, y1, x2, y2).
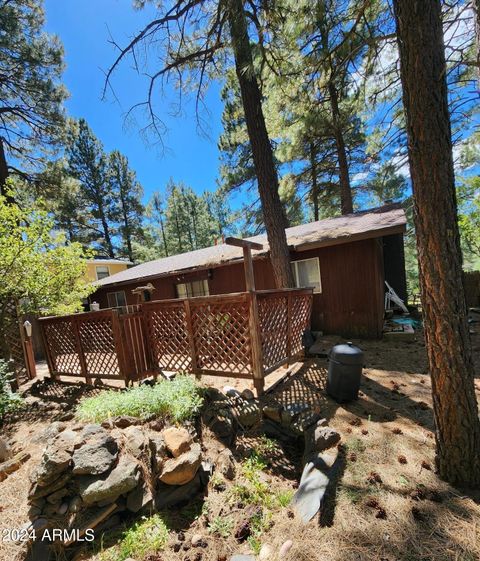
(473, 0, 480, 88)
(228, 0, 295, 288)
(97, 201, 115, 258)
(309, 142, 319, 221)
(393, 0, 480, 486)
(328, 81, 353, 215)
(120, 197, 133, 262)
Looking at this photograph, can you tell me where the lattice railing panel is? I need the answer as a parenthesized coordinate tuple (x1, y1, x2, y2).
(258, 294, 288, 370)
(191, 299, 252, 374)
(290, 293, 313, 355)
(79, 317, 120, 377)
(2, 299, 29, 384)
(42, 319, 82, 375)
(144, 304, 191, 372)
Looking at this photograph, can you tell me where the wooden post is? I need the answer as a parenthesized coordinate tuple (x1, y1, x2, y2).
(225, 237, 264, 395)
(111, 309, 129, 387)
(184, 299, 200, 378)
(286, 291, 292, 365)
(72, 317, 91, 385)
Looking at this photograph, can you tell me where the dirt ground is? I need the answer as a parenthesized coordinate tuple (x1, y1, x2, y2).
(1, 328, 480, 561)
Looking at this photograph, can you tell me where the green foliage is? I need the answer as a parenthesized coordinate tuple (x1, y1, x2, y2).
(0, 360, 23, 419)
(458, 176, 480, 270)
(0, 0, 67, 174)
(208, 516, 234, 538)
(75, 376, 204, 423)
(0, 193, 92, 315)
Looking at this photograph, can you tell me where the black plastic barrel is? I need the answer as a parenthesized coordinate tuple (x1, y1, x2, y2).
(327, 342, 364, 402)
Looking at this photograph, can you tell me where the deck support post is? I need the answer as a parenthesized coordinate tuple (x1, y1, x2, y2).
(226, 237, 265, 397)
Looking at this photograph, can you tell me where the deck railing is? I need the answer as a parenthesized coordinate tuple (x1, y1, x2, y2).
(39, 288, 313, 394)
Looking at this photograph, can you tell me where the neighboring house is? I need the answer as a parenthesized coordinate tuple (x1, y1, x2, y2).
(90, 205, 408, 338)
(85, 259, 133, 284)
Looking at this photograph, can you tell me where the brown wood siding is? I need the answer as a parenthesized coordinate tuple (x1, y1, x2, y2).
(92, 237, 388, 338)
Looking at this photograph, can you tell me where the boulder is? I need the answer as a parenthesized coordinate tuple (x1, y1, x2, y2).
(126, 484, 153, 513)
(258, 544, 274, 561)
(160, 443, 202, 485)
(163, 427, 192, 457)
(78, 457, 139, 506)
(149, 434, 167, 473)
(0, 437, 10, 462)
(216, 449, 236, 480)
(34, 441, 72, 485)
(223, 386, 241, 398)
(155, 471, 204, 509)
(281, 402, 310, 426)
(240, 388, 255, 401)
(313, 427, 341, 452)
(29, 472, 71, 500)
(31, 422, 66, 445)
(123, 426, 148, 458)
(104, 415, 140, 429)
(279, 540, 293, 558)
(72, 433, 118, 475)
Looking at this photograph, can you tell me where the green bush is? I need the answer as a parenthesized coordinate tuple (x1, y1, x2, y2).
(76, 375, 204, 423)
(0, 359, 22, 419)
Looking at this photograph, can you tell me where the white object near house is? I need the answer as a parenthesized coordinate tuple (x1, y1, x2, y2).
(90, 302, 100, 312)
(384, 281, 409, 313)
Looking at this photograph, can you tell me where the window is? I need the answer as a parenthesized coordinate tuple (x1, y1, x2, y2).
(176, 279, 209, 298)
(107, 291, 127, 308)
(96, 265, 110, 280)
(291, 258, 322, 293)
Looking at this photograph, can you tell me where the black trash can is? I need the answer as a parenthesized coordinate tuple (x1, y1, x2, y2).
(327, 342, 364, 402)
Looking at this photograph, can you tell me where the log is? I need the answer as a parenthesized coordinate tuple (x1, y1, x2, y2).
(0, 451, 31, 481)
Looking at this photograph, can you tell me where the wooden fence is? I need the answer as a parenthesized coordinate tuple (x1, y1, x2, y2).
(39, 288, 313, 394)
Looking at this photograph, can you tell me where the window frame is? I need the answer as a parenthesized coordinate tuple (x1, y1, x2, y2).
(107, 291, 127, 308)
(95, 265, 110, 280)
(175, 279, 210, 298)
(291, 257, 322, 293)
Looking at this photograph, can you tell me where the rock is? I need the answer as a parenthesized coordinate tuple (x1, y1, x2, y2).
(155, 471, 204, 509)
(34, 443, 72, 485)
(58, 503, 68, 515)
(108, 415, 139, 429)
(29, 472, 71, 500)
(240, 388, 255, 401)
(258, 543, 274, 561)
(68, 496, 82, 513)
(281, 403, 310, 426)
(149, 434, 167, 473)
(126, 484, 153, 513)
(234, 506, 262, 542)
(123, 426, 148, 458)
(80, 424, 107, 440)
(160, 443, 202, 485)
(0, 437, 11, 462)
(78, 457, 139, 505)
(230, 555, 255, 561)
(313, 427, 341, 452)
(216, 449, 236, 480)
(279, 540, 293, 558)
(31, 422, 66, 445)
(72, 433, 118, 475)
(223, 386, 241, 398)
(262, 404, 283, 423)
(163, 427, 192, 457)
(234, 402, 261, 428)
(46, 488, 68, 504)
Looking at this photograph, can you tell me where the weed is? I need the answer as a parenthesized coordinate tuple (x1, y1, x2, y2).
(0, 359, 23, 419)
(208, 516, 234, 538)
(345, 437, 367, 453)
(76, 375, 203, 423)
(276, 489, 294, 508)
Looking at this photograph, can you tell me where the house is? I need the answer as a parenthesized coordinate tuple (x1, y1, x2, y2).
(85, 258, 133, 283)
(90, 204, 407, 338)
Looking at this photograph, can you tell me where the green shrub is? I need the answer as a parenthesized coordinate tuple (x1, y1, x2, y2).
(119, 515, 168, 560)
(0, 359, 22, 419)
(76, 375, 203, 423)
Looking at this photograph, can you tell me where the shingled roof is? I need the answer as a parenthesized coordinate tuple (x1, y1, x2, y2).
(94, 204, 406, 288)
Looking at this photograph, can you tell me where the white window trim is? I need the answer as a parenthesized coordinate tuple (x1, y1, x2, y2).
(95, 265, 110, 281)
(291, 257, 322, 293)
(107, 290, 126, 308)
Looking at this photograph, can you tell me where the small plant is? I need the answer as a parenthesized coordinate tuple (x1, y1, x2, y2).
(345, 437, 366, 453)
(208, 516, 234, 538)
(0, 359, 22, 419)
(76, 375, 203, 423)
(117, 515, 168, 560)
(276, 489, 294, 508)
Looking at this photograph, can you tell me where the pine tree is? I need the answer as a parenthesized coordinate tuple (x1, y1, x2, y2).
(108, 150, 145, 262)
(0, 0, 67, 196)
(66, 119, 117, 258)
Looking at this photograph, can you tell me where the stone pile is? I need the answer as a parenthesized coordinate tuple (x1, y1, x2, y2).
(27, 422, 207, 545)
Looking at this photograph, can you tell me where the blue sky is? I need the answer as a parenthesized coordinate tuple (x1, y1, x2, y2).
(43, 0, 225, 203)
